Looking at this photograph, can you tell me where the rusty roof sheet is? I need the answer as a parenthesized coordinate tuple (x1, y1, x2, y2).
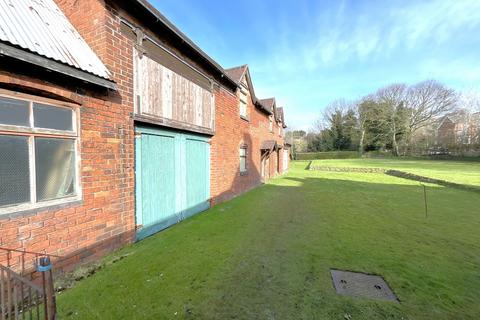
(0, 0, 111, 80)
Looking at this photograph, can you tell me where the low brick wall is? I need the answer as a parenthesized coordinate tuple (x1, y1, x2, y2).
(385, 170, 480, 193)
(309, 165, 480, 193)
(309, 165, 386, 173)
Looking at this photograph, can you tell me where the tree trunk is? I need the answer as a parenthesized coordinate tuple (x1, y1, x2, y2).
(359, 129, 365, 155)
(391, 116, 399, 156)
(392, 131, 399, 156)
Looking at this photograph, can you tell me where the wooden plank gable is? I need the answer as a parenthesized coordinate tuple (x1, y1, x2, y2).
(134, 48, 215, 134)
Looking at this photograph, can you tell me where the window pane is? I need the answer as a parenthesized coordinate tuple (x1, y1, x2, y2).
(35, 138, 75, 201)
(33, 103, 73, 131)
(0, 97, 30, 126)
(240, 148, 246, 156)
(0, 135, 30, 207)
(240, 157, 246, 172)
(240, 101, 247, 117)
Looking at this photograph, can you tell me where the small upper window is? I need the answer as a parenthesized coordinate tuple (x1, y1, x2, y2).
(33, 103, 73, 131)
(239, 145, 247, 173)
(239, 89, 248, 118)
(269, 116, 273, 132)
(0, 97, 30, 127)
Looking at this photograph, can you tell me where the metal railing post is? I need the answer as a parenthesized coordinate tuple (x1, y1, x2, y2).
(37, 257, 56, 320)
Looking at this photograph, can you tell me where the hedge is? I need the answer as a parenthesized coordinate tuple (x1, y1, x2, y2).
(295, 151, 360, 160)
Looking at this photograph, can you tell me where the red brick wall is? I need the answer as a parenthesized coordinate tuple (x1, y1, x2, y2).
(0, 0, 136, 272)
(0, 0, 289, 273)
(211, 86, 260, 203)
(437, 119, 456, 146)
(0, 72, 135, 273)
(211, 73, 288, 204)
(250, 109, 286, 178)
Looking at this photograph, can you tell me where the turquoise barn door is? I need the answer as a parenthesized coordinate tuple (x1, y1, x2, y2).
(184, 137, 210, 219)
(135, 126, 211, 240)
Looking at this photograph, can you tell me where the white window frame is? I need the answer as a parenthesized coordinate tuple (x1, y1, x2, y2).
(239, 88, 248, 119)
(269, 116, 273, 132)
(0, 89, 82, 215)
(239, 145, 248, 173)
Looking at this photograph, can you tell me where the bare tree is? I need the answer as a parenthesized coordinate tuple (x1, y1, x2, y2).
(376, 84, 407, 156)
(459, 88, 480, 113)
(458, 89, 480, 145)
(321, 99, 354, 125)
(405, 80, 457, 146)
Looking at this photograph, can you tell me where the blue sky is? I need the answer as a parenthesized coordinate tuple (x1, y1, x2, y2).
(150, 0, 480, 130)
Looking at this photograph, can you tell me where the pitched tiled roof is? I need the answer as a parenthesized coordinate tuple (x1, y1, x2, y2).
(0, 0, 111, 80)
(276, 107, 284, 122)
(261, 140, 277, 151)
(259, 98, 275, 113)
(226, 65, 273, 115)
(225, 65, 248, 84)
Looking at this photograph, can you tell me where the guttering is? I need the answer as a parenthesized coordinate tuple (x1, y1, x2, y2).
(122, 18, 217, 88)
(132, 0, 238, 89)
(0, 42, 117, 90)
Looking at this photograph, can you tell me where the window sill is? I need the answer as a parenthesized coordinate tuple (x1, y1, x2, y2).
(0, 196, 82, 219)
(240, 171, 249, 176)
(240, 115, 250, 122)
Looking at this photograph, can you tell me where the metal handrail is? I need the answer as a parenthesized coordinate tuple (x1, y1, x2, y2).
(0, 248, 61, 259)
(0, 265, 43, 293)
(0, 255, 57, 320)
(1, 264, 48, 319)
(0, 247, 61, 276)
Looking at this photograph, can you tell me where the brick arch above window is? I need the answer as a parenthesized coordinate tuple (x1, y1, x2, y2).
(0, 75, 84, 106)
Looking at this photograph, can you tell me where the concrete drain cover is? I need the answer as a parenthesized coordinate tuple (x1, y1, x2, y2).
(331, 269, 398, 302)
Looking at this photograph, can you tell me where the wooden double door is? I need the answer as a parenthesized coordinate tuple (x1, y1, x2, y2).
(135, 125, 210, 240)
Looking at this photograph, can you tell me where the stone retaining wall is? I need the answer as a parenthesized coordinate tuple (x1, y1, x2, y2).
(309, 165, 479, 193)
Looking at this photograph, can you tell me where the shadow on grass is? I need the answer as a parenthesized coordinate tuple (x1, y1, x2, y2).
(58, 172, 480, 320)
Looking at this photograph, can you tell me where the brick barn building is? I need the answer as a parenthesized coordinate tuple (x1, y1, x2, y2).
(0, 0, 289, 272)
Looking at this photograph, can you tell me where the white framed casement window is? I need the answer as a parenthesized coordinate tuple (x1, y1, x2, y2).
(239, 89, 248, 119)
(0, 90, 81, 215)
(239, 145, 247, 174)
(269, 116, 273, 132)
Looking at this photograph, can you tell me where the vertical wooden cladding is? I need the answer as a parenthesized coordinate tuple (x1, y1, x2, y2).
(134, 48, 215, 133)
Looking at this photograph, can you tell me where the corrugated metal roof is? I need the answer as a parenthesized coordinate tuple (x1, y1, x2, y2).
(0, 0, 111, 80)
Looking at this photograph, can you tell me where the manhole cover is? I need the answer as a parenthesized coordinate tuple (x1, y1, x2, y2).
(330, 269, 398, 302)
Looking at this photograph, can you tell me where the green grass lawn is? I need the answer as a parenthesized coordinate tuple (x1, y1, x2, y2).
(58, 160, 480, 319)
(311, 158, 480, 188)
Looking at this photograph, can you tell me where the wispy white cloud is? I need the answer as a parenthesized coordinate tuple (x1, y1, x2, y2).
(393, 0, 480, 47)
(265, 0, 480, 73)
(249, 0, 480, 129)
(420, 58, 480, 84)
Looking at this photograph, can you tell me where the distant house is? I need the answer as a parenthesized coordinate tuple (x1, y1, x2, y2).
(0, 0, 289, 271)
(436, 111, 480, 146)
